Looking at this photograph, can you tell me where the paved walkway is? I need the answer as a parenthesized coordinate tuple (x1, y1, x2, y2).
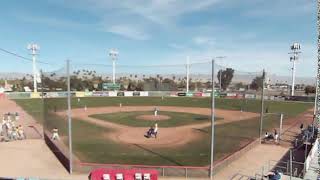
(214, 109, 314, 179)
(214, 144, 289, 179)
(0, 98, 80, 179)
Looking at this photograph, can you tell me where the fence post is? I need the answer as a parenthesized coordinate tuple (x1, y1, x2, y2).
(66, 59, 73, 174)
(279, 113, 283, 140)
(162, 168, 164, 177)
(290, 149, 292, 180)
(209, 59, 215, 180)
(259, 70, 266, 143)
(185, 168, 188, 179)
(304, 133, 309, 174)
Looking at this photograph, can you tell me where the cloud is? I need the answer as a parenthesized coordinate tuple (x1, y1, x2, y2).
(106, 25, 150, 41)
(193, 36, 215, 46)
(243, 0, 314, 17)
(158, 41, 317, 77)
(15, 14, 87, 29)
(117, 0, 221, 27)
(16, 12, 151, 41)
(56, 0, 221, 26)
(168, 43, 188, 50)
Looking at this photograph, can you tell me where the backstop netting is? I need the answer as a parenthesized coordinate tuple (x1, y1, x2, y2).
(35, 59, 308, 178)
(41, 66, 71, 172)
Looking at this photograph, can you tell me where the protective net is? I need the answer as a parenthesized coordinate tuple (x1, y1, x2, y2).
(41, 66, 71, 171)
(11, 58, 310, 178)
(64, 60, 266, 177)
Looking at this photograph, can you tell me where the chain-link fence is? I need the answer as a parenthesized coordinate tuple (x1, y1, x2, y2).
(41, 65, 71, 172)
(7, 57, 310, 178)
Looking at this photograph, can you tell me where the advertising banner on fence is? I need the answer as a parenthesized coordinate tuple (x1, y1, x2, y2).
(140, 91, 149, 96)
(109, 91, 117, 97)
(124, 91, 133, 96)
(226, 93, 237, 98)
(177, 92, 186, 96)
(31, 92, 41, 98)
(92, 91, 108, 97)
(133, 91, 140, 96)
(170, 92, 177, 97)
(84, 91, 93, 97)
(245, 94, 255, 99)
(117, 91, 124, 96)
(193, 92, 202, 97)
(76, 91, 85, 97)
(186, 92, 193, 97)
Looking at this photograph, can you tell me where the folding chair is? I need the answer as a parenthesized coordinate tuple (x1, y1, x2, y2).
(135, 173, 142, 180)
(102, 174, 110, 180)
(116, 173, 124, 180)
(143, 173, 151, 180)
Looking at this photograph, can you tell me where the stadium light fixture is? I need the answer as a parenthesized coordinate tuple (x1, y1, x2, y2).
(289, 43, 301, 96)
(109, 49, 119, 84)
(27, 43, 40, 92)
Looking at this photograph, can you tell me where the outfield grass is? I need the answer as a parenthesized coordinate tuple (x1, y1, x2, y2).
(15, 97, 312, 121)
(13, 97, 312, 166)
(89, 111, 217, 127)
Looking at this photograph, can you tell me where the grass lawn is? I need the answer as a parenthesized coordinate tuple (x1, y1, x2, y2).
(13, 97, 312, 166)
(15, 97, 312, 123)
(89, 111, 218, 127)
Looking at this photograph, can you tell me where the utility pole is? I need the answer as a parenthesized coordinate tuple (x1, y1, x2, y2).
(186, 56, 190, 93)
(259, 70, 266, 143)
(289, 43, 301, 96)
(216, 56, 226, 91)
(27, 43, 40, 92)
(109, 49, 119, 84)
(209, 59, 215, 180)
(66, 59, 73, 174)
(219, 70, 222, 91)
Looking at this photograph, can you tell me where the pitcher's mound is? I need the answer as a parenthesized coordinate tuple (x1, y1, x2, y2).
(136, 115, 170, 121)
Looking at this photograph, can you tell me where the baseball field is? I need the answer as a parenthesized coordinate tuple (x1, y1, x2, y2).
(14, 97, 312, 167)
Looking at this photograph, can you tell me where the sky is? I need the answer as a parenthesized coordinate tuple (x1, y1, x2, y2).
(0, 0, 317, 77)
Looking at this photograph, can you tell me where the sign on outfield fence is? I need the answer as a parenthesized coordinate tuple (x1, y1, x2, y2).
(102, 83, 120, 90)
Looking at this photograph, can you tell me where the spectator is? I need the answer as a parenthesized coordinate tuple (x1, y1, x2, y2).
(264, 170, 281, 180)
(300, 123, 304, 132)
(15, 112, 19, 121)
(17, 125, 25, 140)
(274, 132, 279, 143)
(265, 132, 269, 138)
(11, 127, 18, 140)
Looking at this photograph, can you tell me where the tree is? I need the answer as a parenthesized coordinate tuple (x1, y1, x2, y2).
(250, 75, 264, 90)
(217, 68, 234, 90)
(235, 82, 246, 90)
(305, 85, 316, 95)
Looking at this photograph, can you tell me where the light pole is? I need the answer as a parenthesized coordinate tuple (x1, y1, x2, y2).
(27, 43, 40, 92)
(215, 56, 226, 91)
(219, 70, 222, 91)
(289, 43, 301, 96)
(109, 49, 119, 84)
(186, 56, 190, 93)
